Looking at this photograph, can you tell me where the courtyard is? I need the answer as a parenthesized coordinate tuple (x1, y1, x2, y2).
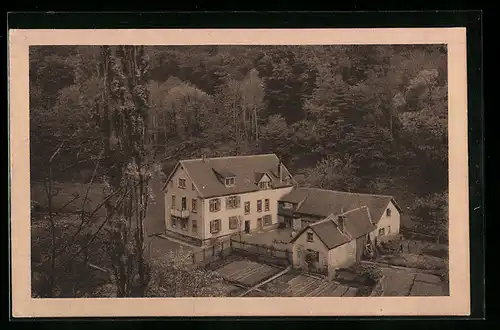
(376, 264, 447, 296)
(237, 228, 295, 250)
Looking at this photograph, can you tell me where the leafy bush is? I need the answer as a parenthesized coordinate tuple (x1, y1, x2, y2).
(409, 192, 448, 243)
(352, 264, 383, 285)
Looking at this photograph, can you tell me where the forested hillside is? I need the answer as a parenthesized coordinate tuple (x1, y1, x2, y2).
(30, 45, 448, 238)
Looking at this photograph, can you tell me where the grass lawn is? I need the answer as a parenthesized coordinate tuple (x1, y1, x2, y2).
(147, 236, 185, 260)
(377, 253, 447, 271)
(31, 172, 168, 238)
(31, 181, 106, 215)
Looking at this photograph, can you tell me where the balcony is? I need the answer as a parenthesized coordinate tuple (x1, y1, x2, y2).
(170, 208, 190, 219)
(278, 205, 295, 217)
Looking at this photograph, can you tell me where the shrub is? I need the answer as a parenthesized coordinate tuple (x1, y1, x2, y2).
(355, 264, 383, 285)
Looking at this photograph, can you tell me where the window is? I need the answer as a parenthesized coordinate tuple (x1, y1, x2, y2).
(263, 215, 272, 226)
(387, 226, 391, 234)
(192, 183, 195, 191)
(305, 249, 319, 263)
(181, 197, 187, 210)
(378, 228, 385, 236)
(307, 232, 314, 242)
(178, 178, 186, 189)
(257, 200, 262, 212)
(259, 181, 270, 189)
(244, 201, 250, 215)
(264, 199, 270, 211)
(209, 198, 221, 212)
(180, 218, 188, 231)
(192, 220, 197, 233)
(226, 196, 241, 209)
(225, 177, 236, 186)
(386, 208, 392, 216)
(171, 216, 177, 228)
(192, 199, 197, 213)
(210, 219, 221, 234)
(171, 195, 176, 209)
(229, 216, 239, 230)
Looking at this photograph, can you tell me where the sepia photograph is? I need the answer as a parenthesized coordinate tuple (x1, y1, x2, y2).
(9, 28, 470, 317)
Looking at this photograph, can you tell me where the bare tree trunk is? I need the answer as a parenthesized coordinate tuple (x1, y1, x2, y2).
(242, 106, 248, 142)
(254, 107, 259, 141)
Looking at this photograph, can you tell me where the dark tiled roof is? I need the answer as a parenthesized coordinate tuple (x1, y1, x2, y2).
(341, 206, 376, 239)
(254, 172, 265, 183)
(279, 187, 309, 204)
(310, 218, 351, 250)
(280, 187, 400, 224)
(290, 206, 376, 250)
(215, 168, 236, 178)
(167, 154, 294, 198)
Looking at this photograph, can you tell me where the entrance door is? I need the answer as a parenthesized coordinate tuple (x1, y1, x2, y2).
(257, 218, 262, 230)
(355, 236, 365, 262)
(244, 220, 250, 233)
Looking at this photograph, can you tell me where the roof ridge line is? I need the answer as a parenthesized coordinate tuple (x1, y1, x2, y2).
(338, 205, 369, 216)
(310, 214, 336, 227)
(299, 187, 394, 198)
(180, 153, 277, 163)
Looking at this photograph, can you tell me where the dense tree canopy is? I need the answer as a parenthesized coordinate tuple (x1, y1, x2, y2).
(30, 44, 448, 233)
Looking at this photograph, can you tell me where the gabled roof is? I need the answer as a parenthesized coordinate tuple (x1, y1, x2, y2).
(254, 172, 266, 183)
(280, 187, 402, 224)
(215, 168, 236, 178)
(340, 206, 376, 239)
(290, 206, 376, 250)
(162, 154, 295, 198)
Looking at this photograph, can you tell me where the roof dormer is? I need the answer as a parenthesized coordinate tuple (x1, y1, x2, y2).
(211, 168, 237, 187)
(256, 172, 272, 190)
(224, 176, 236, 187)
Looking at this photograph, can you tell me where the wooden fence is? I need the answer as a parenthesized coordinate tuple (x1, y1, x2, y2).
(400, 228, 448, 244)
(188, 238, 294, 267)
(191, 240, 232, 265)
(229, 238, 293, 266)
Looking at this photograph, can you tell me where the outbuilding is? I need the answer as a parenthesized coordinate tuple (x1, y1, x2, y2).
(290, 206, 377, 278)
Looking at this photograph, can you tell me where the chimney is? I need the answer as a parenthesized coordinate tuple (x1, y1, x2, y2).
(337, 215, 346, 234)
(277, 158, 282, 182)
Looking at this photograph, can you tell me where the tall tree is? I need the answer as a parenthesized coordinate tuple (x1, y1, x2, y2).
(240, 68, 265, 141)
(97, 45, 152, 297)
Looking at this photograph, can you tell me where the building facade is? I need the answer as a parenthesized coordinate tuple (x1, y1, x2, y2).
(278, 187, 402, 240)
(162, 154, 295, 246)
(282, 187, 403, 277)
(290, 207, 379, 278)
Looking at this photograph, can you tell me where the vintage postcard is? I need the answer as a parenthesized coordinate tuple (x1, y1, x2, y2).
(9, 28, 470, 317)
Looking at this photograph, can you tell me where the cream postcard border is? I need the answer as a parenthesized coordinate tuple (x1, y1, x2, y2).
(9, 28, 470, 317)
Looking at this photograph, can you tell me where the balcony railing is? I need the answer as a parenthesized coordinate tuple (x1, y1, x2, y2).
(170, 208, 190, 218)
(278, 205, 295, 217)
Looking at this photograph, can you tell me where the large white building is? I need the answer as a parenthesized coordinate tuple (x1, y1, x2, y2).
(162, 154, 296, 246)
